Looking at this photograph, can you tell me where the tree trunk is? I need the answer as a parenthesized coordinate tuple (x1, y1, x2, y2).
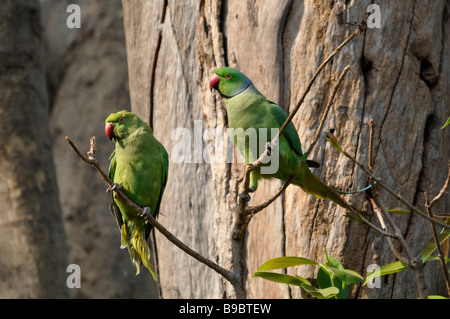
(122, 0, 450, 298)
(43, 0, 158, 298)
(0, 0, 69, 298)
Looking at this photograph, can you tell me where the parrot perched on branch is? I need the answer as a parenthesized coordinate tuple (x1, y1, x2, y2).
(209, 67, 353, 209)
(105, 110, 169, 279)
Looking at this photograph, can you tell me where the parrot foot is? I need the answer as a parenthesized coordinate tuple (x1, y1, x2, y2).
(265, 142, 272, 155)
(107, 183, 122, 193)
(112, 183, 122, 191)
(248, 187, 256, 193)
(139, 206, 152, 223)
(265, 142, 278, 156)
(238, 193, 251, 202)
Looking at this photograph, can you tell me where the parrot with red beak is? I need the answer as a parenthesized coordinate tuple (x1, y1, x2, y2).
(209, 67, 359, 209)
(105, 110, 168, 279)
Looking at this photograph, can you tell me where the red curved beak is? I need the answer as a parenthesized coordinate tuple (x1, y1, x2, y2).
(105, 122, 115, 140)
(209, 73, 220, 91)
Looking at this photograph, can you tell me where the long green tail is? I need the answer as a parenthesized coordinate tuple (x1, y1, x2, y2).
(293, 168, 352, 209)
(121, 223, 157, 280)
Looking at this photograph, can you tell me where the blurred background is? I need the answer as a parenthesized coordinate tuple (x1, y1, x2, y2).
(0, 0, 157, 298)
(1, 0, 448, 299)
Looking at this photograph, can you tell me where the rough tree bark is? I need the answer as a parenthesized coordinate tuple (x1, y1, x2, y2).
(122, 0, 449, 298)
(0, 0, 69, 298)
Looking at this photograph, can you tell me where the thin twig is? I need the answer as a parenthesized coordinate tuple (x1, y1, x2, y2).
(334, 143, 450, 230)
(330, 187, 396, 238)
(425, 193, 450, 295)
(233, 19, 366, 222)
(428, 161, 450, 208)
(369, 198, 409, 263)
(370, 196, 427, 298)
(368, 119, 375, 173)
(239, 19, 366, 183)
(234, 177, 295, 240)
(66, 136, 236, 285)
(424, 163, 450, 296)
(278, 21, 365, 146)
(246, 176, 294, 216)
(366, 118, 430, 298)
(305, 65, 351, 157)
(229, 19, 366, 297)
(377, 197, 416, 262)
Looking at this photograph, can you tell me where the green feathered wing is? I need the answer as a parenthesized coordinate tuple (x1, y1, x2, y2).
(226, 85, 349, 209)
(266, 101, 349, 208)
(212, 67, 363, 211)
(108, 132, 169, 280)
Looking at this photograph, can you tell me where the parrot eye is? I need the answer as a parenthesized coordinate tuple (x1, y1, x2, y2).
(118, 117, 125, 124)
(225, 74, 233, 80)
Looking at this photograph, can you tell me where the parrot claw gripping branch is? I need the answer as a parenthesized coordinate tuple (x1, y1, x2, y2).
(65, 18, 368, 298)
(65, 16, 450, 299)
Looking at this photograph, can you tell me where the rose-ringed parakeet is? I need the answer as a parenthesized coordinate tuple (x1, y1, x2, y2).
(105, 111, 169, 279)
(209, 67, 353, 209)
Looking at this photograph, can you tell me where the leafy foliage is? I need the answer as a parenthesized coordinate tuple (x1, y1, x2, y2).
(441, 116, 450, 129)
(253, 246, 363, 299)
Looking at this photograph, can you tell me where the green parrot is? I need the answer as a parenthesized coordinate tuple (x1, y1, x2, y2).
(209, 67, 352, 209)
(105, 110, 169, 279)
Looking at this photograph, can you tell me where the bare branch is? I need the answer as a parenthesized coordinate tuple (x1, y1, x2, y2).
(230, 20, 366, 273)
(239, 19, 366, 183)
(278, 21, 365, 145)
(369, 198, 409, 262)
(305, 65, 351, 157)
(424, 191, 450, 295)
(246, 176, 294, 216)
(87, 136, 96, 161)
(369, 196, 428, 298)
(428, 160, 450, 208)
(66, 136, 236, 285)
(330, 137, 450, 230)
(329, 187, 397, 238)
(368, 119, 375, 173)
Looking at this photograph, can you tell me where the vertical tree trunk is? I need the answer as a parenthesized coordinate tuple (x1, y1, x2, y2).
(0, 0, 69, 298)
(122, 0, 450, 298)
(43, 0, 158, 298)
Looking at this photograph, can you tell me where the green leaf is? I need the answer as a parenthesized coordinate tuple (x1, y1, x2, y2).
(318, 248, 357, 299)
(317, 266, 333, 289)
(255, 256, 318, 272)
(326, 131, 343, 152)
(317, 266, 349, 299)
(421, 231, 450, 263)
(441, 116, 450, 129)
(386, 207, 411, 214)
(426, 295, 449, 299)
(323, 246, 344, 269)
(252, 271, 309, 287)
(423, 256, 450, 263)
(364, 261, 409, 286)
(329, 267, 364, 286)
(301, 284, 339, 299)
(344, 212, 365, 223)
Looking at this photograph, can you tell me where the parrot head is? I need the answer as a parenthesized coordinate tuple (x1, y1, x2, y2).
(209, 67, 253, 99)
(105, 110, 147, 141)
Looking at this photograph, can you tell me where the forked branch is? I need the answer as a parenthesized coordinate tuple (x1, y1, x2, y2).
(234, 19, 366, 237)
(66, 136, 236, 285)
